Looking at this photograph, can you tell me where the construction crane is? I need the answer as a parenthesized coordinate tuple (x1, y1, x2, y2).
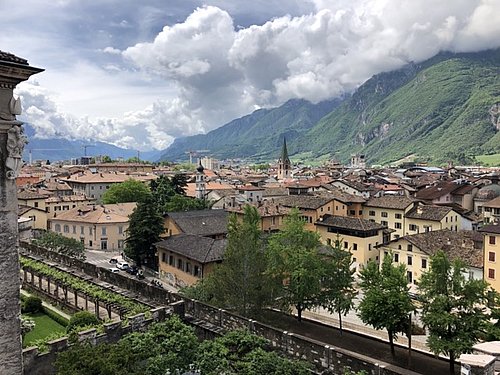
(82, 144, 95, 156)
(185, 149, 210, 164)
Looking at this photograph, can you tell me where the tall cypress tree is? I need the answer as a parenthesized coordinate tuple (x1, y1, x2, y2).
(125, 195, 164, 268)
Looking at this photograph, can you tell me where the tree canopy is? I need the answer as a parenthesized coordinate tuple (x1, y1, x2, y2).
(102, 179, 151, 204)
(266, 208, 323, 321)
(358, 254, 414, 356)
(55, 316, 309, 375)
(33, 231, 86, 260)
(418, 251, 490, 373)
(124, 194, 164, 268)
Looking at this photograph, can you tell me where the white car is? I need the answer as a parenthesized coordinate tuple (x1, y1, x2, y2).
(109, 267, 120, 273)
(116, 262, 129, 270)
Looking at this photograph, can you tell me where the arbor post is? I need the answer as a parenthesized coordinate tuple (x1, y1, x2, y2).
(0, 50, 42, 375)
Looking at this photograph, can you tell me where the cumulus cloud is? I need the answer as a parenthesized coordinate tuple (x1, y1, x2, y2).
(121, 1, 500, 140)
(11, 1, 500, 151)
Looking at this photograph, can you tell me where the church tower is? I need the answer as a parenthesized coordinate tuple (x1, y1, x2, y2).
(195, 160, 206, 200)
(277, 138, 292, 180)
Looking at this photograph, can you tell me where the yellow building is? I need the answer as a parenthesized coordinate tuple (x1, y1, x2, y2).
(19, 205, 48, 230)
(156, 234, 226, 288)
(18, 189, 51, 212)
(404, 205, 465, 235)
(315, 215, 386, 272)
(379, 229, 484, 286)
(274, 195, 336, 231)
(362, 196, 419, 239)
(226, 202, 292, 232)
(481, 224, 500, 292)
(46, 195, 96, 214)
(48, 203, 136, 251)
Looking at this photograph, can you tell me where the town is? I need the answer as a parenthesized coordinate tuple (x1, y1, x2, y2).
(1, 2, 500, 374)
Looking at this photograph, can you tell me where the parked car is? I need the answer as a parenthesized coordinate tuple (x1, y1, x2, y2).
(109, 267, 120, 273)
(125, 265, 139, 275)
(109, 258, 118, 264)
(116, 262, 129, 270)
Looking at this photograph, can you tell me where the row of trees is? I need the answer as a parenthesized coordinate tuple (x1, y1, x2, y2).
(183, 206, 498, 373)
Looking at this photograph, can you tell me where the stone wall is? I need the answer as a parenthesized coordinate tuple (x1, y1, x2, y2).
(22, 307, 168, 375)
(21, 243, 422, 375)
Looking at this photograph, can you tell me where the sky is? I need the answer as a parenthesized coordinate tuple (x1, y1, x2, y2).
(1, 0, 499, 151)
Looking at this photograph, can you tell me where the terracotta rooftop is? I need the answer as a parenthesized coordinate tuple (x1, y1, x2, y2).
(484, 196, 500, 208)
(415, 181, 472, 201)
(156, 234, 226, 263)
(49, 203, 136, 224)
(316, 214, 386, 232)
(480, 223, 500, 235)
(364, 196, 418, 210)
(45, 195, 95, 203)
(318, 186, 366, 204)
(18, 189, 52, 200)
(65, 171, 156, 184)
(401, 229, 483, 268)
(226, 202, 292, 217)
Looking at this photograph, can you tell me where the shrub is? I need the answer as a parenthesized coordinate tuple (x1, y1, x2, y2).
(23, 296, 43, 314)
(67, 311, 100, 333)
(43, 307, 69, 327)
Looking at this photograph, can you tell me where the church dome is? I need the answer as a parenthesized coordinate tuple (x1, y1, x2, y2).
(476, 184, 500, 200)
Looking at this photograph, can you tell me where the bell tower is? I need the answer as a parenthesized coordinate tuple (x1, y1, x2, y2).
(277, 137, 291, 180)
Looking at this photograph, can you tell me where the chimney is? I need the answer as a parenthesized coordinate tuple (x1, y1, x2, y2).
(417, 206, 423, 215)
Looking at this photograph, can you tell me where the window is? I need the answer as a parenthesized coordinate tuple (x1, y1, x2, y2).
(407, 244, 413, 252)
(395, 213, 402, 219)
(409, 224, 418, 231)
(81, 226, 84, 234)
(424, 225, 432, 233)
(177, 259, 183, 270)
(327, 238, 331, 245)
(381, 212, 388, 218)
(63, 225, 69, 233)
(320, 207, 323, 212)
(186, 263, 192, 274)
(162, 252, 166, 262)
(272, 217, 276, 225)
(34, 202, 39, 208)
(100, 240, 107, 250)
(353, 243, 358, 250)
(368, 244, 372, 251)
(55, 224, 61, 232)
(407, 256, 412, 265)
(407, 271, 413, 283)
(490, 236, 497, 245)
(421, 259, 427, 269)
(394, 222, 402, 229)
(118, 240, 124, 249)
(102, 227, 107, 236)
(89, 227, 93, 235)
(344, 241, 348, 249)
(349, 210, 356, 216)
(394, 253, 399, 262)
(169, 255, 174, 266)
(398, 245, 402, 250)
(89, 240, 93, 247)
(118, 226, 123, 234)
(381, 220, 388, 226)
(80, 238, 85, 244)
(359, 210, 362, 216)
(194, 266, 201, 277)
(72, 225, 76, 234)
(489, 252, 496, 262)
(489, 268, 495, 279)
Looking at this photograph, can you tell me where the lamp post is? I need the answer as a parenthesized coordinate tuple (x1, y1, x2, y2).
(0, 50, 43, 374)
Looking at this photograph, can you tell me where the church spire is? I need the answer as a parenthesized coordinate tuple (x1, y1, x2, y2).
(277, 137, 291, 180)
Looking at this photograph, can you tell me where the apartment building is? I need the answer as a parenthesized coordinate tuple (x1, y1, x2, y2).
(48, 203, 136, 251)
(481, 224, 500, 292)
(379, 229, 483, 285)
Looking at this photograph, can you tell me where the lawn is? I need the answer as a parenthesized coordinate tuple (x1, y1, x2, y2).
(476, 153, 500, 166)
(23, 312, 66, 347)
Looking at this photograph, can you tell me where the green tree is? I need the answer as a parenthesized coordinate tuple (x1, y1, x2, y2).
(201, 206, 276, 316)
(102, 179, 151, 204)
(171, 173, 189, 195)
(151, 174, 209, 213)
(125, 195, 164, 268)
(358, 255, 414, 357)
(418, 251, 490, 374)
(319, 237, 357, 335)
(66, 311, 100, 334)
(33, 231, 86, 260)
(266, 208, 323, 321)
(101, 155, 112, 163)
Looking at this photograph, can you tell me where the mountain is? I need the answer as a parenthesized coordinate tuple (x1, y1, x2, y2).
(159, 98, 341, 161)
(298, 49, 500, 165)
(160, 49, 500, 165)
(22, 124, 162, 163)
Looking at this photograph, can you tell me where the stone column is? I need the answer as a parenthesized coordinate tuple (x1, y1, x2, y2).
(0, 51, 42, 375)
